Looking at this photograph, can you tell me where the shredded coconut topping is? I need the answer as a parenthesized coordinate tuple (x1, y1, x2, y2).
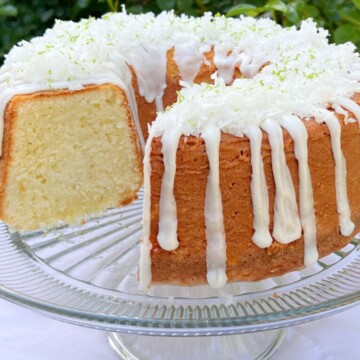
(0, 11, 279, 89)
(151, 22, 360, 137)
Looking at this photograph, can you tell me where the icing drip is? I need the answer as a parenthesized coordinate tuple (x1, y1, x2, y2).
(214, 48, 241, 85)
(110, 56, 146, 149)
(261, 119, 302, 244)
(202, 126, 227, 288)
(280, 115, 318, 266)
(174, 42, 211, 84)
(245, 125, 272, 248)
(214, 47, 264, 83)
(337, 97, 360, 128)
(157, 128, 182, 251)
(155, 95, 164, 112)
(125, 45, 168, 112)
(317, 110, 355, 236)
(238, 53, 263, 78)
(139, 133, 154, 290)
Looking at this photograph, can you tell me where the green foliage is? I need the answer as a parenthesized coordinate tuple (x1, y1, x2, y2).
(1, 0, 360, 65)
(226, 1, 360, 48)
(0, 0, 109, 62)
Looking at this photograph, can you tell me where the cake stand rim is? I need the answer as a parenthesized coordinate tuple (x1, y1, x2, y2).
(0, 277, 359, 336)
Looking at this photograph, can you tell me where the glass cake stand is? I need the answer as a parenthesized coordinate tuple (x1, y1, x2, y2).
(0, 190, 359, 360)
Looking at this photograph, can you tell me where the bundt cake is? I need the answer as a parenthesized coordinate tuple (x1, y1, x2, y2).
(1, 10, 360, 288)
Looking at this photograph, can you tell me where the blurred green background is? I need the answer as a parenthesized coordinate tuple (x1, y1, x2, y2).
(1, 0, 360, 64)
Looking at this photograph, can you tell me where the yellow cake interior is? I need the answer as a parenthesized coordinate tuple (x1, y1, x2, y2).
(0, 84, 142, 230)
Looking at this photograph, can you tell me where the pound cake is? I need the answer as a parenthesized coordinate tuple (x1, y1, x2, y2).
(1, 11, 360, 288)
(139, 30, 360, 288)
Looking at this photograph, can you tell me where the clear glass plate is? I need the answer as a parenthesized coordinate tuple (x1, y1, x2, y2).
(0, 189, 359, 337)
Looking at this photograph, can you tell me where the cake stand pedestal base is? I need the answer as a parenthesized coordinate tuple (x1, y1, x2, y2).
(108, 329, 287, 360)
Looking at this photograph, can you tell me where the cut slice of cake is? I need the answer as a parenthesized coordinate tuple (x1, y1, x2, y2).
(0, 84, 143, 231)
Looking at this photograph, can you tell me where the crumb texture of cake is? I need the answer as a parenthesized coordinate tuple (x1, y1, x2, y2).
(0, 84, 142, 230)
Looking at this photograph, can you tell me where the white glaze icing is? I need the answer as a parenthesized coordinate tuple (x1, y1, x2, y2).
(157, 127, 182, 251)
(280, 115, 318, 266)
(261, 119, 302, 244)
(337, 97, 360, 128)
(238, 53, 263, 78)
(174, 42, 211, 84)
(139, 133, 154, 290)
(213, 47, 265, 84)
(245, 125, 272, 248)
(214, 48, 241, 85)
(316, 110, 355, 236)
(202, 126, 227, 289)
(125, 45, 168, 112)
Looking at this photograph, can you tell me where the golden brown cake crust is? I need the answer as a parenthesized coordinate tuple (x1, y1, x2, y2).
(148, 99, 360, 286)
(0, 83, 143, 228)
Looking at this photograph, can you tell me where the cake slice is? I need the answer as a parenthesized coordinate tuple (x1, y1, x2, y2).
(0, 84, 143, 231)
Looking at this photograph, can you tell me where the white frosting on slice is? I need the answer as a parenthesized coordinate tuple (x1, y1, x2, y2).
(157, 127, 182, 251)
(155, 95, 164, 112)
(139, 133, 154, 290)
(316, 110, 355, 236)
(280, 115, 318, 266)
(261, 119, 302, 244)
(245, 125, 272, 248)
(202, 126, 227, 289)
